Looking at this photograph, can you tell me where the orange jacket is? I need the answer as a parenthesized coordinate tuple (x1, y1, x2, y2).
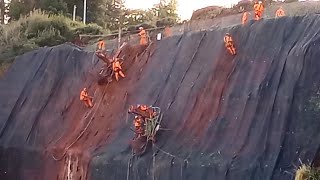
(139, 105, 148, 111)
(97, 40, 105, 50)
(139, 30, 147, 38)
(134, 118, 143, 127)
(254, 4, 264, 12)
(164, 26, 171, 37)
(80, 90, 88, 100)
(224, 35, 233, 43)
(242, 12, 248, 24)
(275, 8, 285, 17)
(112, 60, 122, 70)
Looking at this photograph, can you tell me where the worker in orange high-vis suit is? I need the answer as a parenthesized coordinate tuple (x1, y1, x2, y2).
(242, 11, 249, 25)
(224, 33, 236, 56)
(164, 26, 172, 38)
(137, 104, 157, 119)
(254, 1, 264, 20)
(275, 6, 285, 18)
(112, 58, 125, 81)
(80, 88, 93, 108)
(138, 104, 148, 111)
(138, 27, 148, 45)
(96, 38, 106, 51)
(134, 116, 144, 138)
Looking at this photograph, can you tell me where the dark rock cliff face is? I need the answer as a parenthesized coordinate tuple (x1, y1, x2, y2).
(1, 15, 320, 180)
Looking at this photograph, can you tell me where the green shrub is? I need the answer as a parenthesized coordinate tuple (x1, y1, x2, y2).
(74, 23, 107, 35)
(0, 9, 107, 70)
(67, 20, 85, 29)
(32, 27, 66, 47)
(1, 9, 106, 50)
(0, 20, 26, 47)
(23, 13, 71, 40)
(126, 25, 137, 32)
(50, 16, 70, 35)
(9, 1, 31, 20)
(156, 18, 176, 27)
(10, 42, 38, 57)
(39, 0, 68, 15)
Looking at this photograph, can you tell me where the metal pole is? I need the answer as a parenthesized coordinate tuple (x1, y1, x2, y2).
(73, 5, 77, 21)
(117, 1, 122, 49)
(83, 0, 86, 24)
(118, 25, 121, 49)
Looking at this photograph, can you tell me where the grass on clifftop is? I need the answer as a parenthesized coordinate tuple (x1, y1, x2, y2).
(0, 9, 108, 77)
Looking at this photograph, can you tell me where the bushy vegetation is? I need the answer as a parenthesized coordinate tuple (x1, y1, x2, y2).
(295, 164, 320, 180)
(0, 9, 107, 77)
(190, 0, 302, 20)
(0, 0, 179, 77)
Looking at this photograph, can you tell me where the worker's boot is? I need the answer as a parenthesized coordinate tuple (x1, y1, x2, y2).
(119, 71, 125, 78)
(255, 14, 259, 20)
(227, 47, 233, 55)
(257, 14, 262, 20)
(115, 73, 119, 81)
(84, 101, 90, 108)
(88, 100, 93, 108)
(232, 47, 236, 55)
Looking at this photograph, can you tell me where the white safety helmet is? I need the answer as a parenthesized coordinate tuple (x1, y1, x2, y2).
(258, 1, 262, 4)
(135, 116, 139, 119)
(139, 27, 143, 30)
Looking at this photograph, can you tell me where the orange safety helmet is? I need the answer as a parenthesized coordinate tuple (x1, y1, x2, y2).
(140, 105, 148, 111)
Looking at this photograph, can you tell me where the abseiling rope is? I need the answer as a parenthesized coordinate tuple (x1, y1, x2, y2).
(152, 143, 184, 161)
(52, 82, 110, 161)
